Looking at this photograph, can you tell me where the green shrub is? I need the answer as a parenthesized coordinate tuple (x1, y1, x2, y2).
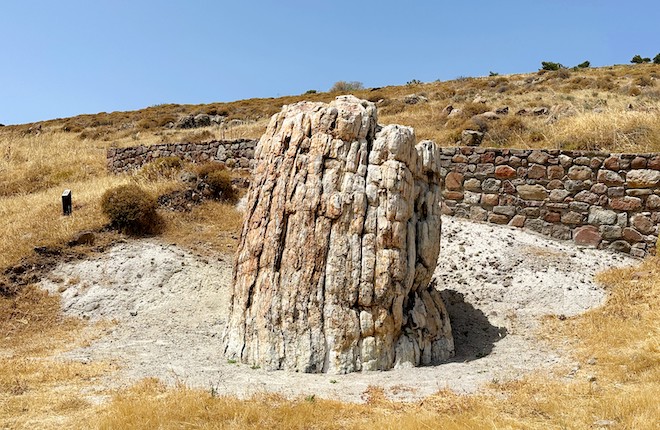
(101, 184, 160, 235)
(577, 60, 591, 68)
(654, 54, 660, 65)
(205, 170, 237, 202)
(304, 89, 317, 94)
(541, 61, 564, 71)
(631, 54, 651, 64)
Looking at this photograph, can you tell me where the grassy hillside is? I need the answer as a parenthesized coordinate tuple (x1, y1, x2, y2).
(5, 63, 660, 151)
(0, 63, 659, 429)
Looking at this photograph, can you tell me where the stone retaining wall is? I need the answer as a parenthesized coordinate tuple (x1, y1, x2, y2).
(438, 147, 660, 257)
(107, 141, 660, 256)
(106, 139, 258, 173)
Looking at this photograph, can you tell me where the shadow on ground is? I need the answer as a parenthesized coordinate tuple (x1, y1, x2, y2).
(440, 289, 507, 362)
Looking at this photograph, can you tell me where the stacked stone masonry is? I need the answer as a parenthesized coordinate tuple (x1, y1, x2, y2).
(106, 139, 258, 173)
(107, 141, 660, 257)
(438, 147, 660, 257)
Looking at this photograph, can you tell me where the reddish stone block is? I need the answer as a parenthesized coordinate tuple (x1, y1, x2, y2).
(527, 164, 546, 179)
(480, 193, 499, 206)
(603, 156, 620, 170)
(502, 180, 516, 194)
(573, 225, 602, 247)
(590, 158, 603, 169)
(480, 151, 496, 163)
(489, 213, 510, 224)
(631, 156, 648, 169)
(495, 165, 516, 179)
(622, 227, 643, 242)
(443, 190, 464, 200)
(445, 172, 464, 190)
(609, 197, 642, 211)
(509, 214, 526, 228)
(544, 212, 561, 223)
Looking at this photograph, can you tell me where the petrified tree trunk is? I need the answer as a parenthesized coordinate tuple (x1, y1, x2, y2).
(223, 95, 453, 373)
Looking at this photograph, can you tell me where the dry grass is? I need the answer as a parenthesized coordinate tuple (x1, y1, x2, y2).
(0, 130, 107, 197)
(547, 109, 660, 152)
(160, 200, 244, 256)
(0, 286, 114, 429)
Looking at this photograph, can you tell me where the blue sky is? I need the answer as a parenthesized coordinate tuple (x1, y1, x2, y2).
(1, 0, 658, 125)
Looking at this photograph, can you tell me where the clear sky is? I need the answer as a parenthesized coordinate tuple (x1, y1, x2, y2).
(1, 0, 658, 125)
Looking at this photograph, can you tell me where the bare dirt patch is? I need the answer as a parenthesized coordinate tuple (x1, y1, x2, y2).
(39, 216, 636, 402)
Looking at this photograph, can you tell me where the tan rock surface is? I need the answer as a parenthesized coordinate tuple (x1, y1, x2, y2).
(223, 96, 453, 373)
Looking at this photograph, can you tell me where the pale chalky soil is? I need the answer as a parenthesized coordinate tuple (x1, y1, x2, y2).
(40, 216, 636, 402)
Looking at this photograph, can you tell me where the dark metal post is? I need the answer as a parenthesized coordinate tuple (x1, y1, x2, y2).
(62, 189, 72, 215)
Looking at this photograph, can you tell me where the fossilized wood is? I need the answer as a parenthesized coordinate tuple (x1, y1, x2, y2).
(223, 95, 453, 373)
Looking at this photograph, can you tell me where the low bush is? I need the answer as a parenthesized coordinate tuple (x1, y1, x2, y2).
(329, 81, 364, 92)
(541, 61, 564, 71)
(631, 54, 651, 64)
(140, 156, 185, 180)
(194, 162, 236, 202)
(101, 184, 160, 235)
(206, 170, 237, 202)
(195, 161, 226, 178)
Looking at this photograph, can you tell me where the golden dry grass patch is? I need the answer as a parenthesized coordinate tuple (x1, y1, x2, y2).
(0, 285, 115, 430)
(160, 200, 244, 256)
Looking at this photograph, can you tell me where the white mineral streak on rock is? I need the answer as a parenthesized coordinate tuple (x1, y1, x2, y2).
(223, 96, 453, 373)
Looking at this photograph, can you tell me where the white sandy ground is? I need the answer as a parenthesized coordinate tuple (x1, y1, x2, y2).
(39, 216, 637, 403)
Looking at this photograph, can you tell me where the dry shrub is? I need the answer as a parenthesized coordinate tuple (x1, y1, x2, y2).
(329, 80, 364, 92)
(194, 161, 226, 178)
(206, 170, 237, 202)
(184, 129, 214, 143)
(636, 76, 654, 87)
(139, 156, 185, 181)
(379, 99, 406, 115)
(595, 77, 617, 90)
(486, 116, 527, 146)
(195, 162, 236, 202)
(101, 184, 161, 235)
(461, 102, 492, 117)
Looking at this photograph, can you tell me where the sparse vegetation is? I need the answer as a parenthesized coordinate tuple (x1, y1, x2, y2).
(541, 61, 564, 71)
(205, 169, 237, 202)
(631, 54, 651, 64)
(101, 184, 160, 235)
(329, 80, 364, 92)
(139, 156, 185, 181)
